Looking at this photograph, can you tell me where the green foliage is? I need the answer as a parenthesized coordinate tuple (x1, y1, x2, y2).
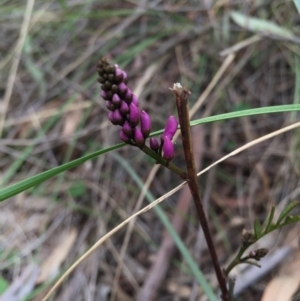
(254, 218, 262, 239)
(68, 181, 87, 198)
(1, 105, 300, 202)
(0, 277, 9, 294)
(230, 11, 295, 40)
(225, 202, 300, 276)
(253, 201, 300, 241)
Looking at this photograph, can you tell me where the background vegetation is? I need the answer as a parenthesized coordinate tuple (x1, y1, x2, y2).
(1, 1, 300, 300)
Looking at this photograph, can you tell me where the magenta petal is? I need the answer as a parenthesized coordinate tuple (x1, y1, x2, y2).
(106, 101, 115, 111)
(101, 90, 108, 100)
(113, 109, 124, 125)
(125, 89, 133, 103)
(112, 94, 122, 107)
(122, 120, 133, 136)
(131, 94, 138, 106)
(119, 101, 129, 115)
(121, 70, 128, 82)
(108, 111, 117, 125)
(163, 116, 178, 140)
(162, 136, 174, 161)
(120, 129, 130, 143)
(134, 128, 145, 147)
(115, 68, 123, 83)
(150, 137, 159, 151)
(140, 110, 152, 138)
(129, 103, 140, 126)
(118, 82, 127, 96)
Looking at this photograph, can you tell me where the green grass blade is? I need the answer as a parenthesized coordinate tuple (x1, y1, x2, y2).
(294, 0, 300, 14)
(230, 11, 295, 40)
(189, 104, 300, 127)
(1, 104, 300, 201)
(0, 144, 123, 201)
(276, 201, 300, 226)
(113, 153, 218, 300)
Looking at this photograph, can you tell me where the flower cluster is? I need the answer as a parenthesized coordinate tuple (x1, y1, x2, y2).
(97, 57, 178, 161)
(150, 116, 178, 161)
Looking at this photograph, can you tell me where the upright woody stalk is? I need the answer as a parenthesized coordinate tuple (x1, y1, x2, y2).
(171, 83, 229, 301)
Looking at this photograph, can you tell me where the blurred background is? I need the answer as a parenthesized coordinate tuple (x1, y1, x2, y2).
(0, 1, 300, 300)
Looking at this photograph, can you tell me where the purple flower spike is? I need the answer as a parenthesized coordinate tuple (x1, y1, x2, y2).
(131, 94, 139, 106)
(108, 111, 117, 125)
(140, 110, 152, 138)
(129, 103, 140, 126)
(125, 89, 133, 103)
(162, 136, 175, 161)
(163, 116, 178, 140)
(119, 101, 129, 115)
(101, 90, 108, 100)
(115, 68, 123, 83)
(134, 128, 145, 147)
(122, 71, 128, 83)
(122, 120, 133, 137)
(106, 101, 115, 111)
(112, 94, 122, 107)
(150, 137, 159, 151)
(120, 129, 130, 143)
(113, 109, 124, 125)
(119, 82, 127, 96)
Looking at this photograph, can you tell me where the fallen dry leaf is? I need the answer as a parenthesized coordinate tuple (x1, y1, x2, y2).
(36, 228, 77, 284)
(261, 251, 300, 301)
(62, 105, 83, 138)
(261, 276, 300, 301)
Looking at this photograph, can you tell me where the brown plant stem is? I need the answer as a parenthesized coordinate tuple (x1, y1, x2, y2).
(171, 83, 229, 301)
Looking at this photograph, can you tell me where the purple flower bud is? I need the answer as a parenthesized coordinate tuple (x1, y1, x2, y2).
(119, 101, 129, 115)
(150, 137, 159, 151)
(134, 128, 145, 147)
(122, 71, 128, 83)
(131, 94, 139, 106)
(129, 103, 140, 126)
(125, 89, 133, 103)
(163, 116, 178, 140)
(113, 109, 124, 125)
(115, 68, 124, 83)
(112, 94, 122, 107)
(118, 82, 127, 96)
(106, 101, 115, 111)
(162, 136, 175, 161)
(108, 111, 117, 125)
(120, 129, 130, 143)
(122, 120, 133, 137)
(101, 90, 108, 100)
(140, 110, 152, 138)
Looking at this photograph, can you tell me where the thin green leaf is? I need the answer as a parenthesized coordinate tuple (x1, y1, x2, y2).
(189, 104, 300, 129)
(263, 206, 275, 233)
(230, 11, 295, 40)
(276, 201, 300, 226)
(294, 0, 300, 14)
(283, 215, 300, 225)
(2, 104, 300, 201)
(292, 56, 300, 121)
(254, 218, 262, 239)
(0, 143, 123, 201)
